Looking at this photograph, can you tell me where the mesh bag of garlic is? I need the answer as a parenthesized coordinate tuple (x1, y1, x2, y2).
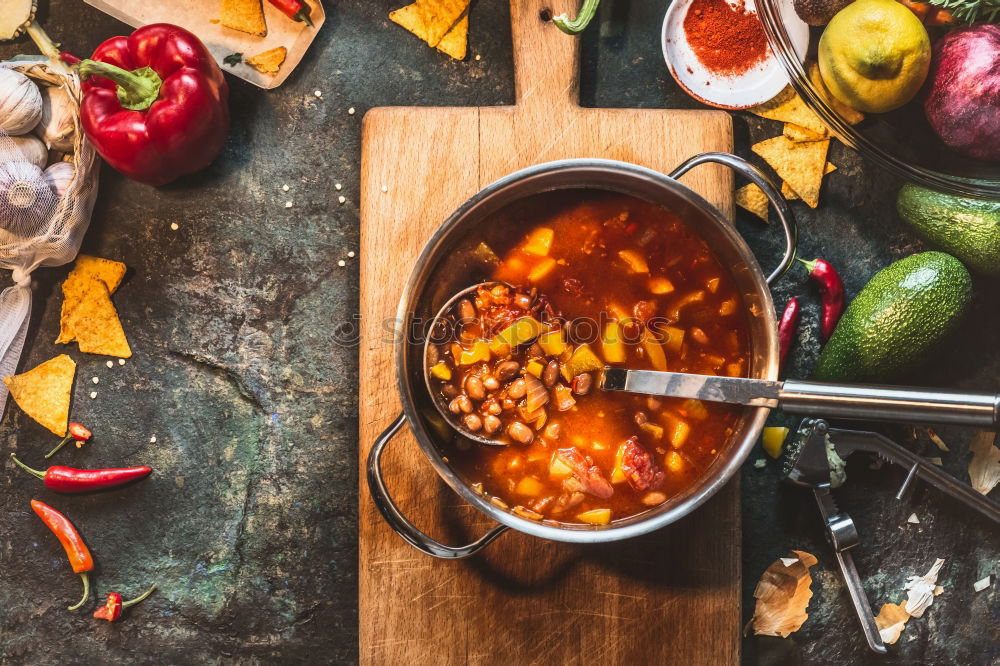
(0, 59, 98, 409)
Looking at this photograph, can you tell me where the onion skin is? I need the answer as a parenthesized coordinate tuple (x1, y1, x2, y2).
(924, 25, 1000, 162)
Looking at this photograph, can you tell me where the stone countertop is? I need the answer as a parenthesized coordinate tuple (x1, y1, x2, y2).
(0, 1, 996, 664)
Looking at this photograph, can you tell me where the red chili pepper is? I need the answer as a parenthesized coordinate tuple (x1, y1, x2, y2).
(30, 500, 93, 610)
(93, 584, 156, 622)
(11, 455, 152, 493)
(45, 422, 92, 459)
(77, 24, 229, 186)
(267, 0, 314, 26)
(59, 51, 82, 65)
(778, 297, 801, 372)
(798, 257, 845, 341)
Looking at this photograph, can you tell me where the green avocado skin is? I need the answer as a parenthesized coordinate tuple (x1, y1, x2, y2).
(814, 251, 972, 382)
(896, 184, 1000, 278)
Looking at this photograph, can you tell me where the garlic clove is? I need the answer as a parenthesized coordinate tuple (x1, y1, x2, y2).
(43, 161, 74, 198)
(0, 68, 43, 136)
(7, 133, 47, 169)
(35, 84, 75, 153)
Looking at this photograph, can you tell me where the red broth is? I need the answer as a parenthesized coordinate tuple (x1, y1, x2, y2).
(434, 192, 750, 525)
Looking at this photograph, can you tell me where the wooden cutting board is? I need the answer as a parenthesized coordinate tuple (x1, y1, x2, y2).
(359, 3, 739, 664)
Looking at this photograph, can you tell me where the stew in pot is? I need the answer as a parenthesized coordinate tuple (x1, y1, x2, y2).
(427, 192, 751, 526)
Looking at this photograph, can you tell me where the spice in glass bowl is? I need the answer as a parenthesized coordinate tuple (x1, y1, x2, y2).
(683, 0, 771, 77)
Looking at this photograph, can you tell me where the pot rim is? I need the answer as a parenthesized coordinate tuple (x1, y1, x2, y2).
(394, 158, 780, 543)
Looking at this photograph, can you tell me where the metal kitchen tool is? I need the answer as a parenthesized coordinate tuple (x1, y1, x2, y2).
(600, 369, 1000, 428)
(783, 418, 1000, 654)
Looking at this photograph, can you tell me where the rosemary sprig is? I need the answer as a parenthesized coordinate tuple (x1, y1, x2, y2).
(926, 0, 1000, 23)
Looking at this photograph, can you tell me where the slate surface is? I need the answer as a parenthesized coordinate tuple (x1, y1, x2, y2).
(0, 1, 997, 664)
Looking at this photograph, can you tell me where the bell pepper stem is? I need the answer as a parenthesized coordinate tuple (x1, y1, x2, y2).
(69, 572, 90, 611)
(77, 59, 163, 112)
(122, 584, 157, 609)
(552, 0, 601, 34)
(44, 435, 73, 459)
(9, 454, 46, 482)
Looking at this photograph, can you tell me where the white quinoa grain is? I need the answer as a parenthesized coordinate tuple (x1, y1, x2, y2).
(106, 361, 113, 368)
(314, 90, 322, 97)
(475, 54, 481, 61)
(150, 435, 157, 443)
(92, 377, 99, 384)
(347, 251, 355, 258)
(347, 107, 356, 115)
(285, 201, 293, 208)
(338, 195, 346, 204)
(170, 222, 179, 231)
(381, 185, 388, 193)
(282, 184, 290, 192)
(118, 359, 126, 366)
(89, 391, 97, 399)
(335, 183, 342, 191)
(338, 260, 346, 267)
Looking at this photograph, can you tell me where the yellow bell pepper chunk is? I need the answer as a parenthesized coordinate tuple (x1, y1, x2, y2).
(610, 443, 627, 483)
(719, 298, 737, 316)
(641, 331, 668, 371)
(538, 328, 566, 356)
(528, 257, 557, 282)
(515, 476, 545, 496)
(495, 316, 542, 349)
(525, 359, 545, 378)
(663, 326, 685, 355)
(680, 399, 708, 421)
(458, 340, 491, 365)
(489, 337, 510, 357)
(618, 249, 649, 273)
(522, 227, 554, 256)
(576, 508, 612, 526)
(601, 320, 627, 364)
(665, 451, 685, 474)
(562, 343, 604, 380)
(648, 277, 675, 295)
(639, 421, 664, 440)
(669, 419, 691, 448)
(705, 277, 720, 293)
(429, 361, 452, 381)
(762, 426, 789, 459)
(549, 455, 574, 479)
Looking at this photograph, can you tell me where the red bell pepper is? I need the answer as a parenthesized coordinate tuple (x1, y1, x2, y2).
(77, 24, 229, 186)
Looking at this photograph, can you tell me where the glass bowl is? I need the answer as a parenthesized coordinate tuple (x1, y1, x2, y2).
(756, 2, 1000, 199)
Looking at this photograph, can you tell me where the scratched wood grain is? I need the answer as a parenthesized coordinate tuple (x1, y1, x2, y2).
(359, 2, 739, 664)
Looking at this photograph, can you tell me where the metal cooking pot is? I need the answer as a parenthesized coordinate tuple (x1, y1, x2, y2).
(368, 153, 797, 558)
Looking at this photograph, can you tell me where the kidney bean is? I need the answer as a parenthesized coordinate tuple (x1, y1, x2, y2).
(463, 413, 483, 432)
(542, 360, 560, 387)
(507, 421, 534, 445)
(449, 395, 472, 414)
(572, 372, 592, 396)
(526, 343, 544, 358)
(508, 378, 527, 399)
(441, 384, 459, 399)
(484, 400, 502, 415)
(642, 491, 667, 506)
(482, 375, 499, 391)
(465, 375, 485, 401)
(634, 411, 649, 426)
(514, 292, 533, 309)
(483, 415, 501, 435)
(495, 361, 521, 381)
(544, 422, 561, 440)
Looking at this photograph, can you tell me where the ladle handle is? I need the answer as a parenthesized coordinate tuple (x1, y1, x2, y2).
(781, 380, 1000, 427)
(367, 413, 508, 559)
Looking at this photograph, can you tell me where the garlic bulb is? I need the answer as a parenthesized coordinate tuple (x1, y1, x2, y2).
(35, 84, 75, 152)
(8, 134, 47, 169)
(0, 160, 55, 237)
(43, 161, 75, 198)
(0, 68, 42, 136)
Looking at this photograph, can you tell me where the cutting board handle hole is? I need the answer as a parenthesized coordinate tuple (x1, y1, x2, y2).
(539, 8, 553, 21)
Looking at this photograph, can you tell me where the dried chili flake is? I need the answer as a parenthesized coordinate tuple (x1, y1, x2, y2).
(683, 0, 771, 77)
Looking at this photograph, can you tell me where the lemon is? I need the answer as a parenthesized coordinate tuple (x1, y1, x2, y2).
(818, 0, 931, 113)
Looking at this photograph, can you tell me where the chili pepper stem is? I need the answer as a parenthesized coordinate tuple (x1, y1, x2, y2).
(122, 584, 157, 609)
(796, 257, 818, 273)
(9, 454, 46, 481)
(294, 9, 314, 27)
(44, 435, 73, 459)
(552, 0, 601, 34)
(77, 60, 163, 112)
(68, 572, 90, 611)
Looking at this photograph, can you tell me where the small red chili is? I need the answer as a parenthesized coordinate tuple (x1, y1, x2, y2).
(798, 257, 844, 341)
(31, 499, 93, 610)
(11, 454, 152, 493)
(45, 422, 92, 459)
(266, 0, 314, 26)
(778, 297, 801, 373)
(93, 584, 156, 622)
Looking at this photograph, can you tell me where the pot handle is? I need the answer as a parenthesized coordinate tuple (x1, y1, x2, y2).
(367, 413, 509, 559)
(669, 152, 797, 286)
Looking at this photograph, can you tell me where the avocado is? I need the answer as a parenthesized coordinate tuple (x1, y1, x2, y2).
(897, 184, 1000, 278)
(814, 251, 971, 382)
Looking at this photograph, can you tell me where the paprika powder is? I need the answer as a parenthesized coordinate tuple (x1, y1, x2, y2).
(683, 0, 771, 77)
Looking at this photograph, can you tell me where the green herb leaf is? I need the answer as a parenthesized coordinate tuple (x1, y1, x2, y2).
(926, 0, 1000, 23)
(223, 53, 243, 67)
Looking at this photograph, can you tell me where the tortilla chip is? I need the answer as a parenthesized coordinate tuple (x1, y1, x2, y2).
(750, 86, 827, 135)
(436, 15, 468, 60)
(221, 0, 267, 37)
(808, 62, 865, 126)
(67, 255, 126, 294)
(4, 354, 75, 436)
(784, 122, 827, 142)
(782, 162, 836, 202)
(58, 278, 132, 358)
(736, 184, 769, 222)
(753, 136, 830, 208)
(246, 46, 287, 74)
(390, 0, 469, 47)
